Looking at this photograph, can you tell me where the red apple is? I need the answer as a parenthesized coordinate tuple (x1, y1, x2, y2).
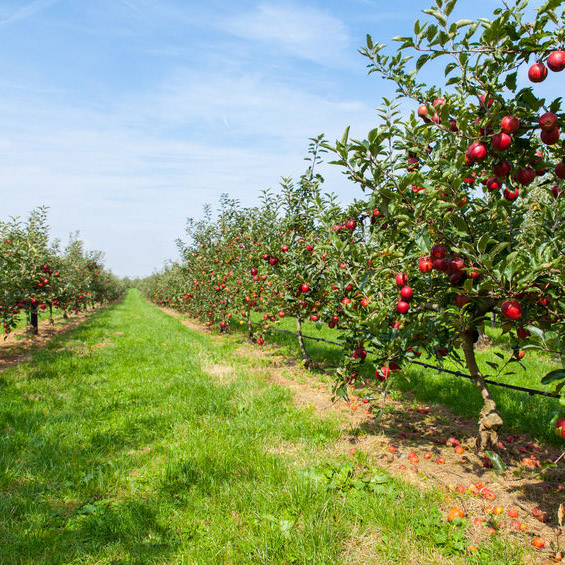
(301, 283, 310, 293)
(515, 168, 535, 186)
(479, 94, 494, 107)
(528, 63, 548, 83)
(492, 132, 512, 151)
(556, 161, 565, 179)
(346, 219, 356, 230)
(493, 160, 511, 177)
(466, 142, 488, 162)
(448, 257, 465, 273)
(376, 366, 390, 381)
(417, 104, 430, 121)
(449, 272, 464, 286)
(516, 326, 530, 339)
(556, 417, 565, 438)
(455, 295, 469, 308)
(552, 185, 562, 198)
(430, 244, 448, 259)
(397, 301, 410, 314)
(486, 177, 503, 191)
(541, 127, 560, 145)
(501, 300, 522, 320)
(396, 273, 408, 286)
(500, 116, 520, 134)
(400, 286, 413, 300)
(547, 51, 565, 72)
(539, 112, 558, 130)
(503, 187, 519, 201)
(418, 257, 433, 273)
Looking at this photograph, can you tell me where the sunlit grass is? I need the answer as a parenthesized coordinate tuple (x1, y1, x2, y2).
(0, 290, 530, 563)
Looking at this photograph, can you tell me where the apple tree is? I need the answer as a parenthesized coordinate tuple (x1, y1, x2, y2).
(325, 0, 565, 448)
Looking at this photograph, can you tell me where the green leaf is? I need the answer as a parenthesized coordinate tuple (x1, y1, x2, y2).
(444, 0, 456, 16)
(541, 369, 565, 385)
(489, 241, 510, 262)
(456, 19, 474, 28)
(444, 62, 457, 76)
(423, 9, 447, 27)
(485, 451, 506, 474)
(477, 233, 490, 254)
(416, 54, 431, 71)
(525, 325, 545, 340)
(504, 72, 517, 92)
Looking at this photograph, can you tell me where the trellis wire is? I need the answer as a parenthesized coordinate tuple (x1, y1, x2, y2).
(250, 322, 560, 399)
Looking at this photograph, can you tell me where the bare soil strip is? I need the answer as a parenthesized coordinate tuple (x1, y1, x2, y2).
(0, 306, 111, 372)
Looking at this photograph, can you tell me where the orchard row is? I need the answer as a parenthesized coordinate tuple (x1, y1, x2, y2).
(142, 0, 565, 449)
(0, 207, 125, 334)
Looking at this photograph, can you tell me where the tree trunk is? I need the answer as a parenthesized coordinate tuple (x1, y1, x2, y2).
(296, 316, 312, 367)
(49, 304, 54, 325)
(247, 310, 254, 341)
(462, 328, 503, 451)
(475, 318, 492, 349)
(28, 305, 39, 336)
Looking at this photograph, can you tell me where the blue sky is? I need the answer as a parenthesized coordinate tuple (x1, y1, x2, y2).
(0, 0, 551, 277)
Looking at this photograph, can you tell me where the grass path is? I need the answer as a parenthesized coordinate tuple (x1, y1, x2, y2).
(0, 290, 534, 563)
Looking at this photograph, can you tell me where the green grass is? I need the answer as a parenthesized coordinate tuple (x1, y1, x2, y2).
(0, 290, 531, 563)
(236, 311, 563, 445)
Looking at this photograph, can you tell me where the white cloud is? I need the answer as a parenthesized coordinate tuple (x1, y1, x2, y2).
(0, 0, 58, 26)
(121, 68, 372, 147)
(223, 3, 351, 67)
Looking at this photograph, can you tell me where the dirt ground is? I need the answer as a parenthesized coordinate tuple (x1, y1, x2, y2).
(0, 307, 106, 372)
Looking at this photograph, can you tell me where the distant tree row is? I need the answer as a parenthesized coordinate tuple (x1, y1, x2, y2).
(1, 207, 125, 335)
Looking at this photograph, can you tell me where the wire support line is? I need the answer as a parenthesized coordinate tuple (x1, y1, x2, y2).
(249, 321, 560, 399)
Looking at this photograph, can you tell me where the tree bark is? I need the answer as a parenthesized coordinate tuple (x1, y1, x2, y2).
(296, 315, 312, 367)
(475, 318, 492, 349)
(28, 305, 39, 335)
(462, 327, 503, 451)
(247, 310, 254, 341)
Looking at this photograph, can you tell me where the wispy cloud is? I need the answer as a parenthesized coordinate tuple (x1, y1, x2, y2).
(122, 68, 371, 145)
(223, 3, 352, 67)
(0, 0, 58, 26)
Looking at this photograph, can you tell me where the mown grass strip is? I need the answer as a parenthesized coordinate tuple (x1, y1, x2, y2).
(0, 290, 531, 563)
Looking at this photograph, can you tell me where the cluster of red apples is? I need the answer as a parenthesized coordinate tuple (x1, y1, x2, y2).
(418, 50, 565, 203)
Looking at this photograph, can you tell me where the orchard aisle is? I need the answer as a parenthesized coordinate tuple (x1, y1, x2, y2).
(0, 290, 534, 563)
